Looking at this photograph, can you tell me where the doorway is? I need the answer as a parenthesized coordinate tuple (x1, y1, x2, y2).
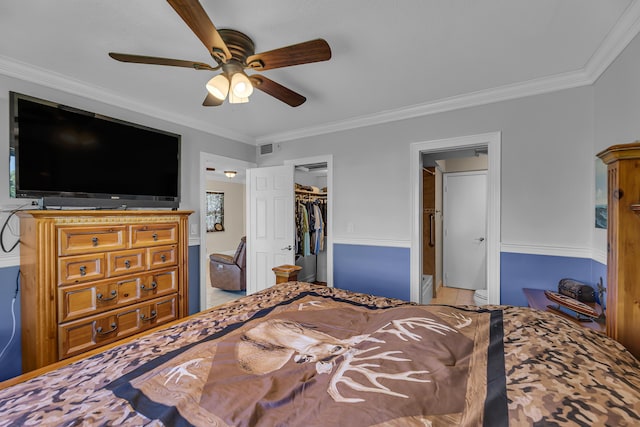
(410, 132, 501, 304)
(287, 155, 333, 288)
(294, 162, 329, 284)
(199, 152, 256, 311)
(246, 155, 333, 294)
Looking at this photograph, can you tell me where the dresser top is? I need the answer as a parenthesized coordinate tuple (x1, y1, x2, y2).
(17, 210, 193, 218)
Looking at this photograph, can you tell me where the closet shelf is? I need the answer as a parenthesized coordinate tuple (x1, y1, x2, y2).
(295, 189, 327, 196)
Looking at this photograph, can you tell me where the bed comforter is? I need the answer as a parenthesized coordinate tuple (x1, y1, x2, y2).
(0, 282, 639, 426)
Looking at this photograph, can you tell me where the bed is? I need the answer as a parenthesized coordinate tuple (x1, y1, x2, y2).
(0, 281, 639, 426)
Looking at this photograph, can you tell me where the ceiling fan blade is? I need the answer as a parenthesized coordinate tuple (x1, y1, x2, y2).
(109, 52, 216, 70)
(249, 75, 306, 107)
(246, 39, 331, 71)
(167, 0, 232, 63)
(203, 92, 224, 106)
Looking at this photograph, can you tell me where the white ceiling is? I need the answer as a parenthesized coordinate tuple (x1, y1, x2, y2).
(1, 0, 639, 145)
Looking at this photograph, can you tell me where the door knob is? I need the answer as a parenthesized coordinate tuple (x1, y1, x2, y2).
(281, 245, 293, 251)
(475, 237, 485, 242)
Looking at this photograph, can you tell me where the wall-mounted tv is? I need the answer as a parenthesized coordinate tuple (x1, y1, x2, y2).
(9, 92, 181, 209)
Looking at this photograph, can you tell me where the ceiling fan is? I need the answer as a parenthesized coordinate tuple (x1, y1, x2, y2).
(108, 0, 331, 107)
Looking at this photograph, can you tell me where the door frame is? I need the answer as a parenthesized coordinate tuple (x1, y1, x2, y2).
(199, 152, 256, 312)
(284, 154, 334, 287)
(410, 132, 501, 304)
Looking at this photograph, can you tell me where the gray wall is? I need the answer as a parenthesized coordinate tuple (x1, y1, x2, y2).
(593, 30, 640, 257)
(259, 86, 595, 254)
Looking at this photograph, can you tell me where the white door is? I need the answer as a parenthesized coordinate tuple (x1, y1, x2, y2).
(443, 171, 487, 291)
(246, 165, 295, 294)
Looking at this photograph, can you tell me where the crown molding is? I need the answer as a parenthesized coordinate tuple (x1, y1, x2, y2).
(256, 70, 593, 144)
(0, 55, 255, 145)
(2, 1, 639, 146)
(584, 0, 640, 81)
(257, 0, 640, 144)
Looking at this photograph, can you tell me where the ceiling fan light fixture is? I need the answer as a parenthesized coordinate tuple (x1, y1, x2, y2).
(206, 74, 229, 100)
(231, 71, 253, 98)
(228, 91, 249, 104)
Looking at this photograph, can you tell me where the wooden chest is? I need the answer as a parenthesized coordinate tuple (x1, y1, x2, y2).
(18, 210, 191, 372)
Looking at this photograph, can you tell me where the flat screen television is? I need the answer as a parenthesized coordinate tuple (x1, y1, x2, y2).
(9, 92, 181, 209)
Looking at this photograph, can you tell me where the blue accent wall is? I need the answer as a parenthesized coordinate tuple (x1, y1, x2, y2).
(500, 252, 605, 307)
(188, 245, 200, 315)
(334, 244, 410, 300)
(0, 266, 21, 381)
(333, 244, 608, 309)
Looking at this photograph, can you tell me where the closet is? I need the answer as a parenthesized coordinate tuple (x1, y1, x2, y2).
(294, 163, 328, 284)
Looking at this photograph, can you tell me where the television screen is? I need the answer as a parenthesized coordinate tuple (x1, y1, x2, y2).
(9, 92, 180, 208)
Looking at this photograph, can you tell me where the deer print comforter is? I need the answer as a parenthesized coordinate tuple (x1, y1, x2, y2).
(1, 282, 639, 426)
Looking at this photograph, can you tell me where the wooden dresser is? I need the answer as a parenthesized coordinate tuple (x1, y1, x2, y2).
(18, 210, 192, 372)
(597, 142, 640, 360)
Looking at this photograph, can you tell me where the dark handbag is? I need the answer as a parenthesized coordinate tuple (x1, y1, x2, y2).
(558, 278, 596, 303)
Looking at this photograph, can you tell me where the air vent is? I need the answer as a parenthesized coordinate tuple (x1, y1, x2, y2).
(259, 143, 274, 156)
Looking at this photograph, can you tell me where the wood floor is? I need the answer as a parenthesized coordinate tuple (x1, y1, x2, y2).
(430, 286, 475, 305)
(206, 274, 246, 308)
(207, 287, 246, 307)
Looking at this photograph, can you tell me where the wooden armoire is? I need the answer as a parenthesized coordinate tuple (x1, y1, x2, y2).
(597, 142, 640, 359)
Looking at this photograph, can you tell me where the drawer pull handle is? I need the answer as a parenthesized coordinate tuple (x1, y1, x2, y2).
(92, 237, 99, 247)
(152, 233, 158, 241)
(124, 260, 131, 269)
(79, 265, 87, 276)
(97, 290, 117, 302)
(140, 310, 157, 322)
(160, 254, 167, 262)
(141, 281, 158, 291)
(96, 322, 117, 335)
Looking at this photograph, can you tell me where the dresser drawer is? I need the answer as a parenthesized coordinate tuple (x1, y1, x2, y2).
(130, 223, 178, 247)
(58, 295, 178, 360)
(58, 254, 105, 285)
(107, 249, 146, 277)
(58, 226, 127, 256)
(59, 270, 179, 322)
(143, 269, 178, 296)
(58, 276, 144, 322)
(147, 244, 177, 269)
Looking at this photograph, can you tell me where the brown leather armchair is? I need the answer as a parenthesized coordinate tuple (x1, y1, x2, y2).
(209, 237, 246, 291)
